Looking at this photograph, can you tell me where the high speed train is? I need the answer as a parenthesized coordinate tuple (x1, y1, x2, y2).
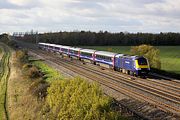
(38, 42, 150, 77)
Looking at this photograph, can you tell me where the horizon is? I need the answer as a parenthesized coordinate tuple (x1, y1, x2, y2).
(0, 0, 180, 34)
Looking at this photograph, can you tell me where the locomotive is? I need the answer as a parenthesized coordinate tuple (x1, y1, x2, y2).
(38, 42, 150, 77)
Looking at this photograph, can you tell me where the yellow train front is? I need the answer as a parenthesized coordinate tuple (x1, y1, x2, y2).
(114, 55, 150, 77)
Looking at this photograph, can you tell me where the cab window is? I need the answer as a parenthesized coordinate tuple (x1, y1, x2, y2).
(138, 58, 147, 65)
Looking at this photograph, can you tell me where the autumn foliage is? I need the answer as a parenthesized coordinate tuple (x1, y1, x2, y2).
(41, 77, 122, 120)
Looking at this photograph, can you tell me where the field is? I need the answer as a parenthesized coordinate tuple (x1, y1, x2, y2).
(82, 46, 180, 75)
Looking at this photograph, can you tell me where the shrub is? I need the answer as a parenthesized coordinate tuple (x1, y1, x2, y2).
(15, 50, 28, 63)
(41, 77, 123, 120)
(131, 44, 161, 69)
(27, 66, 42, 78)
(29, 79, 50, 99)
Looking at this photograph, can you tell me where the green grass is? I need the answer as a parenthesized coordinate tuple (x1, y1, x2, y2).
(32, 61, 64, 81)
(156, 46, 180, 74)
(0, 47, 10, 119)
(82, 46, 180, 75)
(0, 48, 2, 54)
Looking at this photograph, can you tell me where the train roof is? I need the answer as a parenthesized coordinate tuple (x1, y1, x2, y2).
(95, 51, 117, 57)
(53, 44, 62, 48)
(80, 49, 96, 53)
(42, 43, 53, 46)
(115, 54, 124, 58)
(69, 47, 82, 51)
(61, 45, 70, 49)
(38, 42, 45, 45)
(38, 42, 49, 45)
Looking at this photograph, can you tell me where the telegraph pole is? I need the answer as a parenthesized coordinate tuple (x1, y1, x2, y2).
(35, 31, 38, 44)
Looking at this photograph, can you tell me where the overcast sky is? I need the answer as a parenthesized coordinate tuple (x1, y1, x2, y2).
(0, 0, 180, 34)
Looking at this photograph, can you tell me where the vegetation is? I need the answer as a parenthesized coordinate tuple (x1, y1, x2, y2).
(131, 44, 161, 69)
(0, 34, 18, 48)
(15, 31, 180, 46)
(8, 50, 44, 119)
(31, 61, 123, 119)
(15, 50, 123, 119)
(41, 77, 123, 120)
(32, 61, 63, 81)
(0, 48, 2, 54)
(0, 45, 10, 119)
(15, 50, 29, 63)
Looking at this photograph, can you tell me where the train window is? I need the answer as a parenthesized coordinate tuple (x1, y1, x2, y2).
(75, 51, 78, 54)
(82, 52, 91, 57)
(138, 58, 148, 65)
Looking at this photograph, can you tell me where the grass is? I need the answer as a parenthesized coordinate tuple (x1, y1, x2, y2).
(0, 48, 2, 54)
(0, 45, 10, 119)
(156, 46, 180, 74)
(32, 61, 64, 82)
(82, 46, 180, 75)
(8, 51, 43, 119)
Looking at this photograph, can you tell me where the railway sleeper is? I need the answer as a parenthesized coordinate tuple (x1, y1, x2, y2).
(116, 99, 179, 120)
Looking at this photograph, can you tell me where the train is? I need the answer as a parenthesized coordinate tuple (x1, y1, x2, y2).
(38, 42, 150, 77)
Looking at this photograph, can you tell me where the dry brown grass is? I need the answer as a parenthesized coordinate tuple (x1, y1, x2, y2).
(7, 51, 43, 120)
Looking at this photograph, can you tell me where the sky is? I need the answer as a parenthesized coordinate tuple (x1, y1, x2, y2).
(0, 0, 180, 34)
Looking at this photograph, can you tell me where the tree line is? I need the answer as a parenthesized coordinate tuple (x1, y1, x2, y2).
(12, 31, 180, 46)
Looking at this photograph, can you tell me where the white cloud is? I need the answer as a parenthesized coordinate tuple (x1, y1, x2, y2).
(0, 0, 180, 34)
(8, 0, 33, 6)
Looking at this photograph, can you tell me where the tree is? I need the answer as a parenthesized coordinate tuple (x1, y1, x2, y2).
(131, 44, 161, 69)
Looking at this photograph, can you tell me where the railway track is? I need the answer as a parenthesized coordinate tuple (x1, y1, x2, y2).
(88, 64, 180, 92)
(30, 49, 180, 116)
(86, 63, 180, 94)
(0, 43, 11, 120)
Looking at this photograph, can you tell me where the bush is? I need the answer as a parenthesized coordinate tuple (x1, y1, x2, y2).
(41, 77, 122, 120)
(29, 79, 50, 99)
(7, 40, 18, 48)
(15, 50, 28, 63)
(131, 44, 161, 69)
(27, 66, 42, 78)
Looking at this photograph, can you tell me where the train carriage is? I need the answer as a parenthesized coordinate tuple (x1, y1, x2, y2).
(52, 44, 62, 53)
(80, 49, 96, 63)
(38, 42, 45, 49)
(69, 47, 82, 59)
(48, 44, 56, 52)
(94, 51, 117, 69)
(61, 46, 70, 56)
(39, 43, 52, 51)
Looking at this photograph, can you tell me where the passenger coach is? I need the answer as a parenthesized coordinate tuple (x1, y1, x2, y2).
(94, 51, 117, 69)
(80, 49, 96, 63)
